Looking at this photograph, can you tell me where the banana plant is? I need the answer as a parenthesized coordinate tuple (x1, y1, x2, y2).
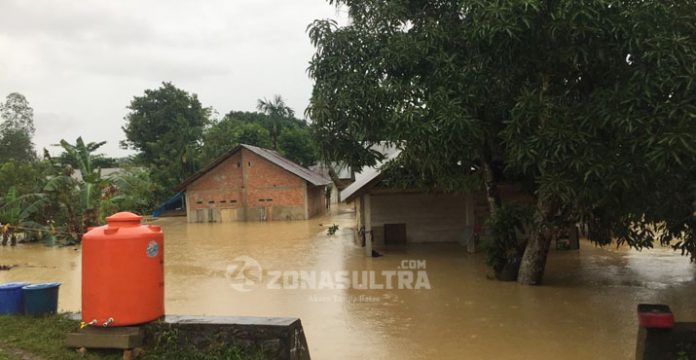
(43, 137, 111, 241)
(0, 187, 47, 246)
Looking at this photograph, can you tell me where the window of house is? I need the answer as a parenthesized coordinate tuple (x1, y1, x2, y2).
(208, 200, 215, 204)
(230, 200, 237, 203)
(248, 161, 252, 167)
(265, 198, 273, 202)
(259, 199, 266, 202)
(196, 200, 203, 204)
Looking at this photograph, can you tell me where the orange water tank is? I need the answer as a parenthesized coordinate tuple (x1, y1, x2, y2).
(81, 212, 164, 327)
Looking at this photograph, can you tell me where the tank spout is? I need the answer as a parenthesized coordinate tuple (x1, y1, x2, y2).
(102, 318, 113, 327)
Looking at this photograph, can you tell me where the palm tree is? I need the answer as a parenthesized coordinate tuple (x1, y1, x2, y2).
(256, 95, 295, 150)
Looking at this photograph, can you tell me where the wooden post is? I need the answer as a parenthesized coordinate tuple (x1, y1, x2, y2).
(364, 193, 372, 257)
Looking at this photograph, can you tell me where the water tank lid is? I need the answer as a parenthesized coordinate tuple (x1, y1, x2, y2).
(106, 212, 143, 223)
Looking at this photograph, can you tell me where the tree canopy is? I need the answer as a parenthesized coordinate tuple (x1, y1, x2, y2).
(0, 92, 35, 162)
(121, 82, 210, 200)
(201, 107, 318, 167)
(308, 0, 696, 284)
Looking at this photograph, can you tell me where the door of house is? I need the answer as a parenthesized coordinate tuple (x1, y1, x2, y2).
(384, 223, 407, 245)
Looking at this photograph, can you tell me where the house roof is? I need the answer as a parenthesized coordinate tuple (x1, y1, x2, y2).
(175, 144, 330, 191)
(71, 168, 128, 182)
(339, 144, 401, 203)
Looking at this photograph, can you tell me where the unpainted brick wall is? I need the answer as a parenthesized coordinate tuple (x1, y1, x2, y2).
(185, 148, 317, 221)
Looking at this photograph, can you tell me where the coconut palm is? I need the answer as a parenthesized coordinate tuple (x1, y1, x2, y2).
(256, 95, 295, 150)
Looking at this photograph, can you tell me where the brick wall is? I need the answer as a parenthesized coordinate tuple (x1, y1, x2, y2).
(244, 150, 305, 208)
(185, 148, 322, 222)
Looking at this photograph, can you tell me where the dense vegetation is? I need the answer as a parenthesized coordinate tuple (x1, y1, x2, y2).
(121, 83, 318, 202)
(0, 85, 319, 247)
(308, 0, 696, 284)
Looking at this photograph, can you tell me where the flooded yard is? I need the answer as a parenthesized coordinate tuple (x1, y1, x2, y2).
(1, 207, 695, 359)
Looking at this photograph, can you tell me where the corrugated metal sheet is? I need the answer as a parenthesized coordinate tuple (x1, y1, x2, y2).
(242, 144, 331, 186)
(339, 145, 401, 203)
(175, 144, 330, 191)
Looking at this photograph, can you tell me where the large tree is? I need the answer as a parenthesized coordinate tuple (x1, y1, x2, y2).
(200, 108, 318, 166)
(121, 82, 210, 200)
(308, 0, 696, 284)
(0, 92, 36, 162)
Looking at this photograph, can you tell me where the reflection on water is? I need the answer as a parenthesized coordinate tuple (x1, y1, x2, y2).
(2, 207, 695, 359)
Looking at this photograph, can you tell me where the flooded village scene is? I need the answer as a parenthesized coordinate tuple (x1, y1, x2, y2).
(1, 1, 696, 360)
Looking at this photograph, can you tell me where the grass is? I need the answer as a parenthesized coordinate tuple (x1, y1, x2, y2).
(0, 315, 268, 359)
(0, 315, 121, 360)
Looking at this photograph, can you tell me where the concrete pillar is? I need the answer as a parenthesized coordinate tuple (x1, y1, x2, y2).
(364, 193, 372, 257)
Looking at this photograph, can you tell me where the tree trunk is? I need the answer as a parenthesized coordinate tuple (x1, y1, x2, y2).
(517, 228, 552, 285)
(481, 158, 502, 217)
(10, 233, 17, 246)
(518, 204, 554, 285)
(1, 232, 7, 246)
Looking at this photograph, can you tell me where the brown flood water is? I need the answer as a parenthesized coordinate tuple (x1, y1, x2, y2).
(2, 206, 696, 359)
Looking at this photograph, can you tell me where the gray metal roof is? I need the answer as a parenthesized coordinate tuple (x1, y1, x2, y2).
(339, 145, 401, 202)
(175, 144, 330, 191)
(241, 144, 331, 186)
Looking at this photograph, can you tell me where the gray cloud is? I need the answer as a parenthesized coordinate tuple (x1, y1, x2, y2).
(0, 0, 347, 157)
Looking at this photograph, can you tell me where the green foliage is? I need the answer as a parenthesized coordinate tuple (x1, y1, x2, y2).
(200, 107, 318, 166)
(0, 160, 48, 195)
(327, 224, 339, 236)
(0, 187, 47, 245)
(101, 167, 159, 217)
(0, 93, 35, 163)
(277, 126, 318, 166)
(256, 95, 295, 150)
(56, 151, 118, 169)
(0, 127, 35, 163)
(121, 82, 210, 200)
(484, 206, 531, 272)
(143, 328, 269, 360)
(0, 315, 122, 360)
(57, 137, 108, 212)
(201, 117, 272, 163)
(308, 0, 696, 278)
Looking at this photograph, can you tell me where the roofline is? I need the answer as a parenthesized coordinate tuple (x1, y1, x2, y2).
(174, 144, 330, 192)
(341, 172, 385, 203)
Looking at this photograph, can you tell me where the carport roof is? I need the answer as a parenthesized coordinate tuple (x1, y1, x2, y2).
(339, 145, 402, 203)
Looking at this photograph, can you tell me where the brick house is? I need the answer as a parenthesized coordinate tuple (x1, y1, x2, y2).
(175, 144, 331, 222)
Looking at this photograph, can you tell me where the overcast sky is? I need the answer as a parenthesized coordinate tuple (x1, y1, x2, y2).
(0, 0, 347, 157)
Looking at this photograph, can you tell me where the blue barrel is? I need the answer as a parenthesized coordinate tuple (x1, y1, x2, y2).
(22, 282, 60, 315)
(0, 282, 29, 314)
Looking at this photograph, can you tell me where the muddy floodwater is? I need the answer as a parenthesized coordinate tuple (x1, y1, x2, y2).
(2, 207, 696, 359)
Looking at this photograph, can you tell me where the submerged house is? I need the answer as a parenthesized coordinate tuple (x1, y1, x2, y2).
(175, 144, 331, 222)
(340, 145, 533, 255)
